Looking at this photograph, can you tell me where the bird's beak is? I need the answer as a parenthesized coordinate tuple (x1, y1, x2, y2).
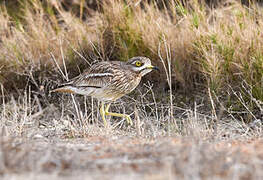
(147, 65, 160, 71)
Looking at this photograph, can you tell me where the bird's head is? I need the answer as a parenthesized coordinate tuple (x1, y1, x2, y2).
(126, 56, 159, 76)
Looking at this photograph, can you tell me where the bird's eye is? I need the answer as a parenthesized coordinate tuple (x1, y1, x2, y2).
(135, 61, 142, 67)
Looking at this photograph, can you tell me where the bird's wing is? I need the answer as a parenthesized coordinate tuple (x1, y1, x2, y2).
(68, 61, 121, 88)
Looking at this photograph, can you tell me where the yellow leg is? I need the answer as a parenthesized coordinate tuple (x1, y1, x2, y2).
(105, 104, 133, 126)
(99, 102, 108, 127)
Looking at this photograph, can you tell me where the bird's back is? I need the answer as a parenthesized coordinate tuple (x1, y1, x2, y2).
(52, 61, 142, 101)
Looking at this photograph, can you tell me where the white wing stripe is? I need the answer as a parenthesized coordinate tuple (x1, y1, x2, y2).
(85, 73, 114, 78)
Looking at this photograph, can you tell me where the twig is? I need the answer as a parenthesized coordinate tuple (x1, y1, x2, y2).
(90, 41, 104, 61)
(60, 38, 68, 80)
(208, 87, 218, 137)
(50, 52, 68, 81)
(229, 85, 257, 121)
(158, 35, 177, 134)
(67, 40, 91, 66)
(1, 83, 5, 118)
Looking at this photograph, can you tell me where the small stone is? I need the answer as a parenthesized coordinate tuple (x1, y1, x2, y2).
(0, 125, 9, 137)
(33, 134, 44, 139)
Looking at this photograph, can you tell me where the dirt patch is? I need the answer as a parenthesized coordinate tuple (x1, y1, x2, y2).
(1, 135, 262, 180)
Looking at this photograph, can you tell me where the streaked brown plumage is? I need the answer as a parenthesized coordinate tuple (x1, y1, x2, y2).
(52, 56, 158, 127)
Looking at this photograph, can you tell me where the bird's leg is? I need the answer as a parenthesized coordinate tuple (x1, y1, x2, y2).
(105, 103, 133, 126)
(105, 103, 111, 113)
(99, 101, 108, 127)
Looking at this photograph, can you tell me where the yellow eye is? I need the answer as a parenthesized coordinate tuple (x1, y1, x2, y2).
(135, 61, 142, 67)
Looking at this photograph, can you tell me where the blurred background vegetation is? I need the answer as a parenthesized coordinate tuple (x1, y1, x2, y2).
(0, 0, 262, 123)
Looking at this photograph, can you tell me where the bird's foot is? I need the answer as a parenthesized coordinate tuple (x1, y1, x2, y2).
(125, 115, 133, 126)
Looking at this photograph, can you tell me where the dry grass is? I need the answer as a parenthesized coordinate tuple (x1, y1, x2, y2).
(0, 0, 263, 179)
(0, 81, 262, 179)
(0, 0, 262, 117)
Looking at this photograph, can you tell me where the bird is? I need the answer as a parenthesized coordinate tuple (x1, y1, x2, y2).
(51, 56, 159, 127)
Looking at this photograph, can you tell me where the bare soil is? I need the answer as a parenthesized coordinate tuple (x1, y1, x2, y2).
(1, 134, 263, 180)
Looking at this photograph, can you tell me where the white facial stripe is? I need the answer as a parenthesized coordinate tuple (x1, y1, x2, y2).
(85, 73, 114, 78)
(136, 65, 147, 71)
(140, 68, 152, 76)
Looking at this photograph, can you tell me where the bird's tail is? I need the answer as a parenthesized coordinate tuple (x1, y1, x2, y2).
(50, 85, 76, 94)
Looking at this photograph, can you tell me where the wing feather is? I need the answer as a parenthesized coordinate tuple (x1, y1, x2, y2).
(67, 61, 123, 88)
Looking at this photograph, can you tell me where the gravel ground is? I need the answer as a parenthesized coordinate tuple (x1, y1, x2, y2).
(1, 134, 263, 180)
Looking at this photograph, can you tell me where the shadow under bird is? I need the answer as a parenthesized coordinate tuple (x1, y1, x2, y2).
(51, 56, 159, 127)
